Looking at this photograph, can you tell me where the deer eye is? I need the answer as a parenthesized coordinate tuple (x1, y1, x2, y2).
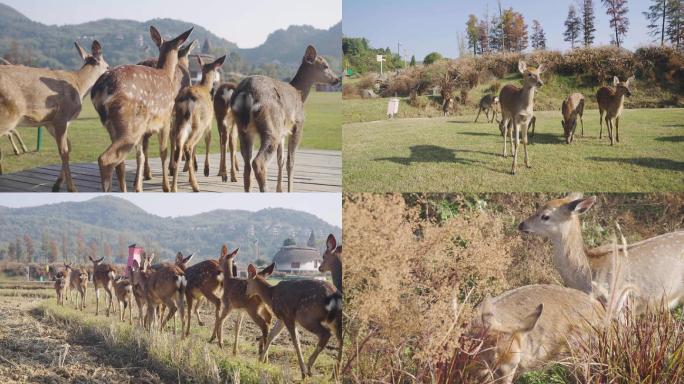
(541, 214, 550, 221)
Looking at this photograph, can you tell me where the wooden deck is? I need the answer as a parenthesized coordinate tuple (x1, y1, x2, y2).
(0, 149, 341, 192)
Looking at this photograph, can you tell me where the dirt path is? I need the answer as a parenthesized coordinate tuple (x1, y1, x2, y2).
(0, 295, 163, 383)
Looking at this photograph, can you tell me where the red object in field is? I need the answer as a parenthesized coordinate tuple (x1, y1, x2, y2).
(126, 244, 144, 277)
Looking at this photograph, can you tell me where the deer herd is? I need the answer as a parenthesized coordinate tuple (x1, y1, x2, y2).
(472, 60, 634, 174)
(52, 234, 343, 379)
(0, 26, 339, 192)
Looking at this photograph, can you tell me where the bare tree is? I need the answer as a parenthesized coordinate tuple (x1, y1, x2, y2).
(645, 0, 669, 45)
(603, 0, 630, 47)
(466, 14, 480, 55)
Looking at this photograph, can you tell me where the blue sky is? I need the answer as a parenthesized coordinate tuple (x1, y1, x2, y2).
(2, 0, 341, 48)
(0, 193, 342, 227)
(343, 0, 654, 59)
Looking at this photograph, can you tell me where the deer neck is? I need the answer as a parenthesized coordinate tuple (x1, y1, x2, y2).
(253, 279, 275, 309)
(290, 66, 315, 102)
(329, 256, 343, 293)
(224, 258, 235, 278)
(549, 219, 593, 292)
(74, 64, 102, 100)
(198, 71, 215, 91)
(520, 84, 536, 111)
(157, 51, 179, 81)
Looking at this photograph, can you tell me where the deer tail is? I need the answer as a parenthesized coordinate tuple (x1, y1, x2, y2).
(324, 291, 343, 323)
(231, 91, 255, 129)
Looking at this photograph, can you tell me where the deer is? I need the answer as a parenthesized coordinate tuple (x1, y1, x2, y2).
(518, 193, 684, 312)
(0, 41, 108, 191)
(6, 129, 28, 155)
(245, 263, 344, 378)
(89, 256, 117, 316)
(210, 247, 275, 356)
(91, 26, 193, 192)
(54, 277, 67, 306)
(231, 45, 339, 192)
(320, 234, 342, 293)
(474, 94, 500, 123)
(138, 40, 197, 181)
(113, 276, 134, 324)
(149, 252, 194, 328)
(170, 55, 226, 192)
(213, 82, 239, 182)
(560, 93, 585, 144)
(58, 264, 73, 303)
(182, 252, 226, 337)
(69, 268, 89, 311)
(597, 76, 634, 145)
(499, 61, 544, 174)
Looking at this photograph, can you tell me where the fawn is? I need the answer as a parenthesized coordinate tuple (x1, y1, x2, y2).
(89, 256, 116, 316)
(561, 93, 585, 143)
(596, 76, 634, 145)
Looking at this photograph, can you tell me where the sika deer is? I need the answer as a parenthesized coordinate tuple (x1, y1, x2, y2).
(561, 93, 585, 144)
(499, 61, 544, 174)
(114, 276, 134, 324)
(320, 234, 343, 293)
(231, 45, 340, 192)
(89, 256, 116, 316)
(170, 55, 226, 192)
(54, 277, 67, 306)
(245, 263, 344, 378)
(518, 193, 684, 312)
(59, 264, 73, 303)
(597, 76, 634, 145)
(92, 26, 193, 192)
(69, 268, 88, 311)
(138, 40, 197, 180)
(210, 247, 274, 356)
(183, 253, 226, 337)
(213, 82, 239, 182)
(0, 41, 108, 191)
(474, 94, 500, 123)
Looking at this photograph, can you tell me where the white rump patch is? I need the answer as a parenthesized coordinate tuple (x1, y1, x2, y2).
(216, 272, 224, 283)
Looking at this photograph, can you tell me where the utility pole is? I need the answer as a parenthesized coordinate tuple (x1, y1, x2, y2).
(397, 42, 402, 68)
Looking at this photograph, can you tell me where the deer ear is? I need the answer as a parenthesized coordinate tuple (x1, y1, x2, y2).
(183, 253, 194, 264)
(96, 257, 104, 263)
(517, 304, 543, 334)
(247, 264, 257, 278)
(258, 263, 276, 277)
(481, 297, 503, 331)
(626, 75, 635, 85)
(91, 40, 102, 58)
(88, 255, 94, 262)
(150, 26, 163, 48)
(178, 40, 196, 58)
(75, 42, 88, 61)
(304, 45, 317, 64)
(565, 196, 596, 215)
(326, 234, 337, 252)
(221, 245, 228, 257)
(229, 248, 239, 258)
(213, 55, 226, 68)
(518, 60, 527, 74)
(170, 27, 193, 47)
(613, 76, 620, 86)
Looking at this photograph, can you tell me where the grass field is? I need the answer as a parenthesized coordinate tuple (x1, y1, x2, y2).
(0, 91, 341, 175)
(0, 277, 340, 383)
(343, 108, 684, 192)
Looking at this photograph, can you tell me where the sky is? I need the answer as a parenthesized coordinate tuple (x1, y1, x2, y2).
(0, 193, 342, 227)
(2, 0, 341, 48)
(343, 0, 655, 60)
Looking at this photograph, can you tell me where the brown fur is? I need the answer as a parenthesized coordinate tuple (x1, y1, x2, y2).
(69, 268, 88, 311)
(0, 41, 108, 191)
(183, 256, 225, 337)
(54, 277, 67, 306)
(596, 76, 634, 145)
(213, 82, 239, 182)
(474, 94, 500, 123)
(114, 277, 134, 324)
(561, 93, 585, 144)
(89, 256, 116, 316)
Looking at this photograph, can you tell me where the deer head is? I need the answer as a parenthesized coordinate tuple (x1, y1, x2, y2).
(178, 40, 198, 69)
(245, 263, 277, 298)
(475, 300, 544, 383)
(88, 255, 104, 266)
(518, 61, 544, 88)
(149, 26, 193, 77)
(319, 234, 341, 273)
(175, 252, 194, 267)
(196, 55, 226, 86)
(518, 193, 596, 239)
(300, 45, 339, 86)
(75, 40, 109, 75)
(613, 76, 635, 97)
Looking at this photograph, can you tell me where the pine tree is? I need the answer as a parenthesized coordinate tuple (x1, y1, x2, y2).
(24, 233, 34, 263)
(466, 14, 480, 55)
(478, 19, 491, 53)
(565, 5, 583, 48)
(583, 0, 597, 46)
(645, 0, 669, 45)
(489, 15, 504, 52)
(48, 240, 58, 263)
(603, 0, 630, 47)
(409, 55, 416, 66)
(531, 20, 547, 50)
(665, 0, 684, 49)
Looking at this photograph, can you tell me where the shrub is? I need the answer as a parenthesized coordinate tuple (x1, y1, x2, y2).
(424, 52, 444, 66)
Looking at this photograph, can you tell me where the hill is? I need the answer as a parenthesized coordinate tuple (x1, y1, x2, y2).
(0, 196, 341, 266)
(0, 3, 340, 77)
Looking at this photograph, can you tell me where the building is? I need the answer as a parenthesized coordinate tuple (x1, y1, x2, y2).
(272, 232, 321, 273)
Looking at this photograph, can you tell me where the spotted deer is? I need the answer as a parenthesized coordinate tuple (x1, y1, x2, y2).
(114, 276, 134, 324)
(170, 55, 226, 192)
(474, 94, 500, 123)
(89, 256, 116, 316)
(213, 82, 239, 182)
(561, 93, 585, 144)
(245, 263, 344, 378)
(91, 26, 193, 192)
(69, 268, 89, 311)
(138, 40, 197, 180)
(320, 234, 342, 293)
(182, 253, 226, 337)
(597, 76, 634, 145)
(499, 61, 544, 174)
(54, 277, 67, 306)
(210, 247, 274, 356)
(231, 45, 340, 192)
(0, 41, 108, 191)
(518, 193, 684, 312)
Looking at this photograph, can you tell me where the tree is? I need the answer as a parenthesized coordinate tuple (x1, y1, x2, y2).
(88, 239, 99, 261)
(478, 19, 491, 53)
(489, 15, 504, 51)
(48, 240, 59, 263)
(603, 0, 630, 48)
(466, 14, 480, 55)
(564, 5, 583, 48)
(24, 233, 35, 263)
(665, 0, 683, 49)
(103, 241, 112, 259)
(501, 8, 528, 52)
(409, 55, 416, 66)
(531, 20, 547, 50)
(76, 231, 86, 264)
(423, 52, 444, 65)
(583, 0, 597, 46)
(283, 238, 296, 246)
(644, 0, 668, 45)
(15, 237, 23, 262)
(61, 229, 68, 263)
(40, 231, 50, 263)
(8, 242, 16, 261)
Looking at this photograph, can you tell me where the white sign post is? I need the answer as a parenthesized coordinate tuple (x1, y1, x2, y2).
(387, 98, 399, 119)
(376, 55, 386, 76)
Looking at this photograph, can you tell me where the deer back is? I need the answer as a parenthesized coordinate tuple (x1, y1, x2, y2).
(114, 278, 133, 300)
(185, 259, 223, 298)
(213, 82, 237, 123)
(271, 279, 338, 324)
(144, 264, 186, 304)
(137, 58, 190, 95)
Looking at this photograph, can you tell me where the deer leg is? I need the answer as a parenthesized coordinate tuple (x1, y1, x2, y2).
(115, 162, 127, 192)
(177, 293, 185, 339)
(13, 130, 28, 153)
(246, 306, 270, 358)
(599, 110, 604, 139)
(306, 324, 332, 376)
(0, 145, 3, 175)
(184, 295, 193, 337)
(522, 123, 530, 168)
(252, 135, 277, 193)
(8, 133, 20, 155)
(233, 312, 244, 355)
(194, 296, 205, 326)
(276, 139, 284, 193)
(217, 118, 228, 181)
(158, 126, 170, 192)
(171, 132, 187, 193)
(229, 122, 239, 181)
(511, 121, 520, 175)
(287, 124, 304, 193)
(285, 320, 307, 379)
(188, 146, 200, 192)
(211, 303, 231, 347)
(615, 116, 620, 143)
(160, 299, 177, 334)
(204, 130, 211, 177)
(95, 287, 100, 316)
(99, 137, 135, 192)
(106, 286, 114, 317)
(142, 133, 152, 180)
(606, 116, 614, 145)
(580, 114, 584, 137)
(239, 131, 254, 192)
(261, 319, 284, 363)
(133, 142, 145, 192)
(474, 107, 481, 123)
(53, 121, 77, 192)
(128, 298, 133, 325)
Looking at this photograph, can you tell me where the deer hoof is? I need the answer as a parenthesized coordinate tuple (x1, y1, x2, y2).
(204, 168, 209, 177)
(221, 175, 227, 182)
(231, 176, 237, 182)
(52, 183, 61, 192)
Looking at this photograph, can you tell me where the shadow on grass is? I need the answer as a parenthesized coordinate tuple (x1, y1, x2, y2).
(376, 145, 480, 166)
(655, 136, 684, 143)
(587, 157, 684, 171)
(459, 131, 500, 137)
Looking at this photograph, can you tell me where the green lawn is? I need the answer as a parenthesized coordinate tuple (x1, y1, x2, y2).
(0, 91, 341, 174)
(343, 108, 684, 192)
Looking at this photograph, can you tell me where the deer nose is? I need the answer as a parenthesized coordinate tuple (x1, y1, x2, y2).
(518, 221, 529, 232)
(537, 80, 543, 87)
